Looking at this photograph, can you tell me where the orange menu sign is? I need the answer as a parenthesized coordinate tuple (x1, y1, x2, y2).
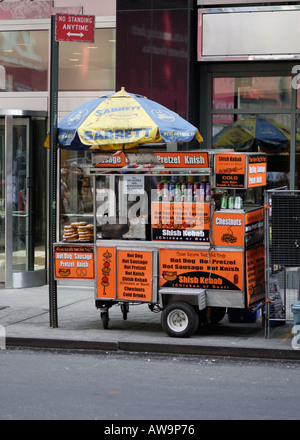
(248, 154, 267, 187)
(95, 150, 128, 167)
(117, 250, 153, 301)
(93, 151, 209, 169)
(54, 244, 94, 279)
(160, 248, 244, 291)
(96, 247, 116, 299)
(213, 212, 244, 247)
(154, 151, 209, 168)
(213, 208, 264, 247)
(246, 245, 265, 306)
(245, 208, 264, 231)
(215, 153, 246, 188)
(152, 202, 210, 242)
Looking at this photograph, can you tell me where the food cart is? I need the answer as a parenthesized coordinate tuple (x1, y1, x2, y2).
(53, 147, 267, 338)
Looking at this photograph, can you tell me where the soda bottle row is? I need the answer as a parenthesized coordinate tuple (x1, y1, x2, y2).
(156, 177, 211, 202)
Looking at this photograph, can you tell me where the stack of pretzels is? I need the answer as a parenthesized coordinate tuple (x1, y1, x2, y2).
(77, 223, 94, 241)
(63, 222, 94, 242)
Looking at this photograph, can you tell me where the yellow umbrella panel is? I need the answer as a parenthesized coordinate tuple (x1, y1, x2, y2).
(49, 88, 203, 151)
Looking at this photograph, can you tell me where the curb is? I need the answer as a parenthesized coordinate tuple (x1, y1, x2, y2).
(118, 341, 300, 361)
(6, 337, 300, 361)
(6, 337, 118, 352)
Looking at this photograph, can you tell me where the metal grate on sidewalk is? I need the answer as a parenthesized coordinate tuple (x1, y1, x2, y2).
(271, 192, 300, 266)
(265, 189, 300, 336)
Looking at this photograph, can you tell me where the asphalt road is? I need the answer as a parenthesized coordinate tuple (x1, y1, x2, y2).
(0, 348, 299, 421)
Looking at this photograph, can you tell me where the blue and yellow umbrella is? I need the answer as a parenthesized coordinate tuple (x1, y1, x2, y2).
(48, 88, 203, 150)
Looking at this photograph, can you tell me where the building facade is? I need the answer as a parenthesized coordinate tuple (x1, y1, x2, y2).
(0, 0, 116, 287)
(2, 0, 300, 288)
(197, 0, 300, 192)
(117, 0, 300, 192)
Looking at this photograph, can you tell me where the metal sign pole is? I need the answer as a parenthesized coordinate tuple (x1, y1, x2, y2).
(48, 13, 94, 327)
(49, 14, 59, 328)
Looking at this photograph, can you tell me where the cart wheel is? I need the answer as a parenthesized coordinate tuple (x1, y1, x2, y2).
(121, 303, 129, 321)
(208, 307, 226, 324)
(198, 307, 226, 325)
(101, 311, 109, 329)
(161, 302, 199, 338)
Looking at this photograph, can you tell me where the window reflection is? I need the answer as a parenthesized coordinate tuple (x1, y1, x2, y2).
(212, 112, 291, 190)
(0, 30, 48, 91)
(296, 115, 300, 189)
(213, 113, 292, 150)
(12, 122, 27, 267)
(296, 75, 300, 109)
(59, 28, 116, 91)
(211, 74, 295, 189)
(213, 76, 292, 111)
(60, 151, 94, 237)
(0, 28, 116, 92)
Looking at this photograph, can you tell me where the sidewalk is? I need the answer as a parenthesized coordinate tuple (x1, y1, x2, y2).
(0, 284, 299, 360)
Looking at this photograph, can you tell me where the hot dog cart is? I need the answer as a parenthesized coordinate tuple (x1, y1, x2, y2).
(53, 148, 267, 338)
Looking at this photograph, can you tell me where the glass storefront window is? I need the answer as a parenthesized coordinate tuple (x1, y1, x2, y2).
(212, 112, 291, 189)
(213, 113, 292, 142)
(31, 117, 47, 271)
(296, 75, 300, 109)
(60, 150, 94, 237)
(213, 76, 292, 111)
(0, 28, 116, 92)
(0, 30, 48, 91)
(59, 28, 116, 91)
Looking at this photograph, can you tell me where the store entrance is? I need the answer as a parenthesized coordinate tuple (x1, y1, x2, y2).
(0, 111, 47, 288)
(200, 62, 300, 190)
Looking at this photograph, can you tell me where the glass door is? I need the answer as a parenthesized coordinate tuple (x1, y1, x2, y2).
(0, 124, 5, 283)
(12, 118, 30, 273)
(0, 113, 47, 288)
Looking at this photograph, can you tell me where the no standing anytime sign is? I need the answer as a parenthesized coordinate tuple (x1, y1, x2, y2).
(55, 13, 95, 43)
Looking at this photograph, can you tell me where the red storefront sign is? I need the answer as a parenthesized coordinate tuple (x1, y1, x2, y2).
(56, 13, 95, 43)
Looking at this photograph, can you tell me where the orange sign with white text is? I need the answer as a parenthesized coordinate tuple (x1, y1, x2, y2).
(95, 150, 128, 168)
(160, 248, 244, 291)
(213, 212, 244, 247)
(248, 154, 267, 187)
(54, 244, 94, 279)
(215, 153, 246, 188)
(117, 250, 153, 301)
(152, 202, 210, 242)
(213, 208, 264, 247)
(154, 151, 209, 168)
